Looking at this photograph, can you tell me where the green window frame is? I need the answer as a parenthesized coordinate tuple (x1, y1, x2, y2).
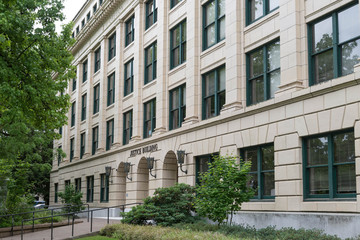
(145, 0, 157, 30)
(93, 3, 97, 14)
(170, 0, 183, 9)
(65, 180, 71, 187)
(57, 146, 62, 166)
(195, 153, 218, 185)
(125, 15, 135, 47)
(202, 65, 225, 120)
(202, 0, 225, 51)
(75, 178, 82, 192)
(81, 19, 85, 28)
(107, 72, 115, 106)
(123, 110, 133, 145)
(81, 93, 87, 121)
(144, 42, 157, 84)
(70, 138, 74, 162)
(71, 101, 76, 127)
(59, 126, 62, 135)
(87, 12, 91, 21)
(246, 0, 279, 25)
(143, 99, 156, 139)
(54, 183, 58, 203)
(72, 76, 77, 91)
(92, 126, 98, 155)
(303, 130, 356, 200)
(93, 84, 100, 114)
(241, 144, 275, 200)
(308, 3, 360, 86)
(169, 84, 186, 130)
(106, 119, 114, 151)
(86, 176, 94, 203)
(83, 60, 88, 83)
(108, 32, 116, 61)
(94, 47, 101, 73)
(80, 132, 85, 159)
(100, 174, 109, 202)
(246, 40, 280, 106)
(124, 59, 134, 96)
(170, 20, 186, 69)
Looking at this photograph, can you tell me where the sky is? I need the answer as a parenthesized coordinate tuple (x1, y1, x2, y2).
(56, 0, 87, 32)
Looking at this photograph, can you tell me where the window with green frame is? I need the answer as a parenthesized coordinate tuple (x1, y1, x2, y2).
(70, 138, 74, 162)
(124, 59, 133, 96)
(75, 178, 81, 192)
(145, 42, 157, 84)
(86, 176, 94, 203)
(80, 133, 85, 159)
(202, 65, 225, 120)
(125, 15, 135, 47)
(203, 0, 225, 50)
(303, 130, 355, 200)
(57, 146, 62, 166)
(144, 99, 156, 138)
(145, 0, 157, 30)
(246, 0, 279, 25)
(107, 72, 115, 106)
(170, 20, 186, 69)
(83, 60, 88, 83)
(106, 119, 114, 151)
(65, 180, 71, 187)
(100, 174, 109, 202)
(108, 32, 116, 61)
(93, 3, 97, 13)
(169, 84, 186, 130)
(170, 0, 183, 9)
(123, 110, 132, 145)
(92, 126, 98, 155)
(309, 4, 360, 85)
(195, 153, 218, 185)
(72, 76, 77, 91)
(242, 144, 275, 200)
(93, 84, 100, 114)
(71, 101, 76, 127)
(247, 40, 280, 106)
(81, 93, 87, 121)
(54, 183, 58, 203)
(94, 47, 101, 73)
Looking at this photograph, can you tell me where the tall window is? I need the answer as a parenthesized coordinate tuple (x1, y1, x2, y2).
(123, 110, 133, 145)
(81, 94, 87, 121)
(75, 178, 82, 192)
(124, 59, 134, 96)
(145, 42, 157, 84)
(247, 40, 280, 105)
(203, 0, 225, 50)
(242, 145, 275, 199)
(309, 4, 360, 85)
(83, 60, 88, 83)
(70, 138, 74, 162)
(108, 33, 116, 61)
(54, 183, 58, 203)
(125, 15, 135, 47)
(71, 102, 76, 127)
(57, 146, 62, 166)
(196, 153, 218, 184)
(72, 76, 77, 91)
(106, 119, 114, 151)
(170, 0, 183, 9)
(144, 99, 156, 138)
(247, 0, 279, 25)
(100, 174, 109, 202)
(93, 3, 97, 13)
(99, 0, 103, 5)
(92, 126, 98, 155)
(87, 12, 91, 21)
(202, 66, 225, 120)
(170, 20, 186, 69)
(81, 19, 85, 28)
(65, 180, 71, 187)
(93, 84, 100, 114)
(169, 84, 186, 130)
(94, 47, 101, 73)
(145, 0, 157, 30)
(304, 130, 355, 199)
(86, 176, 94, 203)
(107, 72, 115, 106)
(80, 133, 86, 159)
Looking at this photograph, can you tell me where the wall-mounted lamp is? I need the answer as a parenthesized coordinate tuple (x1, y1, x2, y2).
(124, 162, 132, 181)
(105, 166, 113, 184)
(146, 157, 156, 178)
(177, 150, 188, 174)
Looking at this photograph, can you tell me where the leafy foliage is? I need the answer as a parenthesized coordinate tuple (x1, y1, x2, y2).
(58, 184, 84, 213)
(195, 155, 254, 225)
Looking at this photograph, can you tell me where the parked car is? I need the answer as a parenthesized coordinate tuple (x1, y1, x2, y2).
(34, 201, 46, 209)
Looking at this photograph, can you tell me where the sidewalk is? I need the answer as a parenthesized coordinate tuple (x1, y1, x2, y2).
(0, 218, 121, 240)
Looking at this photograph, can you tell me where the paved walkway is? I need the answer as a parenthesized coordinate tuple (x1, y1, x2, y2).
(0, 218, 121, 240)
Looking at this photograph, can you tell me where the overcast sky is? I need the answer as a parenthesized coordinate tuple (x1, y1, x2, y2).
(56, 0, 87, 32)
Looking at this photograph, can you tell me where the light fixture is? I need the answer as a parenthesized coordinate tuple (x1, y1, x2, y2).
(146, 157, 156, 178)
(105, 166, 112, 177)
(124, 162, 132, 181)
(177, 150, 188, 174)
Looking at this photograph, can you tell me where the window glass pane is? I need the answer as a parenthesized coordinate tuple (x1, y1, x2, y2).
(262, 145, 274, 171)
(245, 149, 257, 172)
(172, 89, 179, 109)
(267, 41, 280, 71)
(205, 72, 216, 96)
(263, 172, 275, 196)
(338, 5, 360, 43)
(342, 39, 360, 76)
(250, 49, 264, 78)
(206, 24, 216, 47)
(314, 49, 334, 83)
(173, 48, 179, 67)
(147, 48, 153, 64)
(269, 70, 280, 98)
(269, 0, 279, 11)
(218, 0, 225, 16)
(218, 67, 226, 91)
(248, 173, 258, 195)
(250, 0, 264, 21)
(205, 1, 215, 25)
(172, 109, 179, 128)
(251, 77, 264, 104)
(173, 27, 181, 47)
(205, 96, 215, 118)
(336, 164, 356, 194)
(307, 136, 328, 166)
(182, 87, 186, 105)
(334, 132, 355, 163)
(313, 17, 333, 52)
(218, 91, 225, 112)
(309, 167, 329, 194)
(182, 22, 186, 42)
(219, 17, 225, 40)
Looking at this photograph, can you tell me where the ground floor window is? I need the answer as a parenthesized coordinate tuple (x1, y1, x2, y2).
(54, 183, 58, 203)
(195, 153, 218, 184)
(75, 178, 81, 192)
(87, 176, 94, 203)
(100, 174, 109, 202)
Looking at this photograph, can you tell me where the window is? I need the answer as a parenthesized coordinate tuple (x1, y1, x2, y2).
(81, 19, 85, 28)
(145, 0, 157, 29)
(108, 33, 116, 61)
(309, 4, 360, 85)
(70, 138, 74, 162)
(86, 176, 94, 202)
(247, 40, 280, 105)
(76, 26, 79, 35)
(145, 42, 157, 84)
(170, 0, 183, 9)
(75, 178, 82, 192)
(94, 47, 101, 73)
(107, 73, 115, 106)
(72, 32, 75, 38)
(87, 12, 91, 21)
(65, 180, 71, 187)
(54, 183, 58, 203)
(80, 133, 86, 159)
(100, 174, 109, 202)
(81, 94, 87, 121)
(195, 153, 218, 184)
(71, 102, 76, 127)
(72, 76, 77, 91)
(203, 0, 225, 50)
(125, 15, 135, 47)
(93, 3, 97, 13)
(57, 146, 62, 166)
(106, 119, 114, 151)
(83, 60, 88, 83)
(170, 20, 186, 69)
(144, 99, 156, 138)
(303, 130, 355, 199)
(242, 145, 275, 199)
(246, 0, 279, 25)
(202, 65, 225, 120)
(59, 126, 62, 135)
(123, 110, 133, 145)
(92, 126, 99, 155)
(93, 84, 100, 114)
(99, 0, 103, 5)
(124, 59, 134, 96)
(169, 84, 186, 130)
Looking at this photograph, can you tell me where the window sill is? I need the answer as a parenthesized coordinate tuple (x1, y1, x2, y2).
(123, 92, 134, 102)
(106, 104, 115, 111)
(304, 198, 356, 202)
(80, 119, 86, 125)
(93, 70, 100, 78)
(249, 199, 275, 202)
(200, 41, 225, 59)
(169, 0, 186, 14)
(143, 79, 157, 90)
(70, 126, 75, 131)
(81, 81, 87, 88)
(107, 57, 116, 65)
(92, 112, 100, 119)
(144, 22, 158, 35)
(169, 62, 186, 76)
(124, 41, 134, 51)
(244, 9, 279, 33)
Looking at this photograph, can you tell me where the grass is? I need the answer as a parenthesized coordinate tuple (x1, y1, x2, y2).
(77, 236, 116, 240)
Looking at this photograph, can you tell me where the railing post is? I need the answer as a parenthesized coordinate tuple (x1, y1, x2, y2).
(72, 213, 75, 236)
(90, 210, 93, 232)
(51, 215, 53, 240)
(107, 208, 110, 224)
(11, 215, 14, 236)
(87, 204, 89, 222)
(21, 220, 24, 240)
(32, 211, 35, 232)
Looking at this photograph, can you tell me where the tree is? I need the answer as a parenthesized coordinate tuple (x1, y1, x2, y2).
(0, 0, 75, 212)
(195, 155, 254, 225)
(58, 184, 84, 213)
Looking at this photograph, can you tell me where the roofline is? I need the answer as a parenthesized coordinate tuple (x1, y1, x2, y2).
(72, 0, 91, 23)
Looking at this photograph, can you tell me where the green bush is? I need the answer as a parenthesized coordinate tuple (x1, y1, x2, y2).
(58, 184, 84, 213)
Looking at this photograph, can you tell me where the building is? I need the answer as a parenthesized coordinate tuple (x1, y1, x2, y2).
(50, 0, 360, 237)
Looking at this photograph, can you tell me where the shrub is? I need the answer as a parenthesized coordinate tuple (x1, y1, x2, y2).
(58, 184, 84, 213)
